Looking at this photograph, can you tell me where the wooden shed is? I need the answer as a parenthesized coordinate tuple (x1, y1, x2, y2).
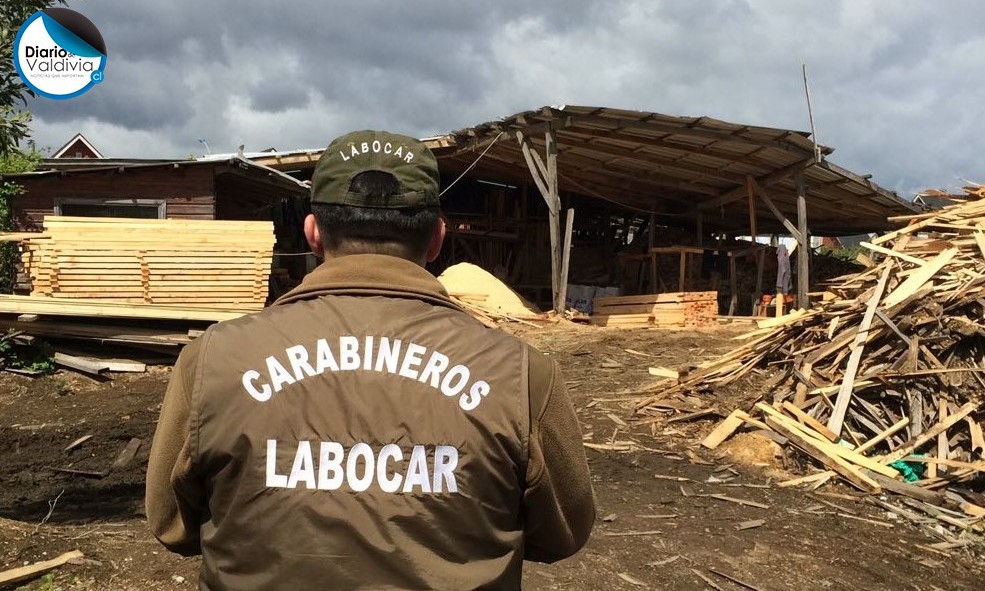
(249, 105, 919, 314)
(3, 156, 309, 229)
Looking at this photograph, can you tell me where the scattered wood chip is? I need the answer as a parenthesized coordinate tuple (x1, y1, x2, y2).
(706, 474, 734, 484)
(648, 366, 679, 379)
(602, 513, 618, 522)
(668, 408, 719, 424)
(837, 512, 894, 528)
(723, 482, 771, 489)
(604, 530, 663, 537)
(776, 471, 835, 488)
(913, 543, 953, 557)
(691, 568, 725, 590)
(583, 442, 633, 452)
(708, 567, 768, 591)
(655, 474, 693, 482)
(0, 550, 84, 587)
(686, 450, 713, 465)
(645, 555, 681, 568)
(110, 437, 142, 471)
(708, 494, 770, 509)
(64, 434, 93, 452)
(617, 572, 647, 587)
(701, 410, 746, 449)
(735, 519, 766, 530)
(809, 496, 856, 515)
(51, 467, 107, 478)
(607, 413, 628, 427)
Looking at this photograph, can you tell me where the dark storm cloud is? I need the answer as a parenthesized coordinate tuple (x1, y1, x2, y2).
(30, 57, 195, 130)
(21, 0, 985, 196)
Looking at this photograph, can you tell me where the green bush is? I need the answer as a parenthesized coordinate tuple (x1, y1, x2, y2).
(0, 148, 42, 292)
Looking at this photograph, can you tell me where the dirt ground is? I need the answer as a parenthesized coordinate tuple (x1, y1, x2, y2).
(1, 322, 983, 590)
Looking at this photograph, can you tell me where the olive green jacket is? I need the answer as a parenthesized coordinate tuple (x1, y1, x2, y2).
(146, 254, 595, 590)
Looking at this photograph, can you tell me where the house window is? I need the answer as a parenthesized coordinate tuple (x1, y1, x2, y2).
(54, 198, 166, 219)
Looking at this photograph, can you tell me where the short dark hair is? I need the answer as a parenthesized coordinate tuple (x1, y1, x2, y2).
(310, 171, 440, 259)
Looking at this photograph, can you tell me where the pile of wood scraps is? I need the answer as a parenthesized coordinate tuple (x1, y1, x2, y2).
(446, 292, 550, 328)
(437, 262, 550, 327)
(0, 296, 238, 367)
(17, 216, 274, 310)
(633, 191, 985, 528)
(0, 314, 205, 377)
(590, 291, 718, 329)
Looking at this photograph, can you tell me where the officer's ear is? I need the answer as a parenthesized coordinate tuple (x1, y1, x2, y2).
(304, 214, 324, 257)
(425, 216, 446, 263)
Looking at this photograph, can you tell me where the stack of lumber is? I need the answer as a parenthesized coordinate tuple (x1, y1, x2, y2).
(590, 291, 718, 328)
(634, 191, 985, 515)
(18, 216, 274, 311)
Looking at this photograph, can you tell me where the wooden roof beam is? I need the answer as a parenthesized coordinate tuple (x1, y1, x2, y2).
(570, 127, 771, 167)
(449, 143, 722, 197)
(698, 156, 816, 211)
(555, 114, 819, 155)
(554, 138, 751, 186)
(472, 114, 817, 157)
(487, 136, 745, 190)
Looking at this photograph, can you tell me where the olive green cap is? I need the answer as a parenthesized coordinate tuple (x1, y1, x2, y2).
(310, 130, 440, 208)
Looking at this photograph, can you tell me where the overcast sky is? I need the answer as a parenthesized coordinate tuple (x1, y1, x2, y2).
(19, 1, 985, 198)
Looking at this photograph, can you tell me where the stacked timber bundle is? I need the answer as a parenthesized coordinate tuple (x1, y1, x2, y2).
(19, 216, 274, 311)
(590, 292, 717, 328)
(634, 193, 985, 509)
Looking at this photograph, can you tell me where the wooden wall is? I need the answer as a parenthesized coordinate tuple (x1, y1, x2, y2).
(10, 166, 216, 230)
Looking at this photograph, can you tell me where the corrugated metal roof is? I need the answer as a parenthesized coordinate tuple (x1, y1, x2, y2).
(435, 105, 917, 235)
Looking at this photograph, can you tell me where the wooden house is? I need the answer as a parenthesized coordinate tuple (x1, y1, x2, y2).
(51, 133, 104, 159)
(4, 156, 308, 228)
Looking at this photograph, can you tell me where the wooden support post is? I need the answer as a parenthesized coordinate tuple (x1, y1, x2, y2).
(515, 126, 562, 312)
(558, 208, 575, 313)
(746, 176, 757, 243)
(648, 212, 657, 293)
(678, 250, 686, 292)
(728, 254, 737, 315)
(696, 211, 704, 247)
(797, 173, 810, 309)
(754, 248, 764, 300)
(546, 124, 561, 312)
(750, 179, 803, 243)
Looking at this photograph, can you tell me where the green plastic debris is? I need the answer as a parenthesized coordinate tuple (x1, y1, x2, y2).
(889, 458, 927, 482)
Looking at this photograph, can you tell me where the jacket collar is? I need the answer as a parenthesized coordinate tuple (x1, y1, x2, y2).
(273, 254, 459, 310)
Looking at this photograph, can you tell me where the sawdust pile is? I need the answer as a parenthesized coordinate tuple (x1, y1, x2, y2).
(437, 263, 542, 319)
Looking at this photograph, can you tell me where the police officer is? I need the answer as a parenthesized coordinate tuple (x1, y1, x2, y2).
(146, 130, 596, 590)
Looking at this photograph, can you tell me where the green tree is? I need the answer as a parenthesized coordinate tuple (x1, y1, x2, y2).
(0, 146, 40, 292)
(1, 1, 63, 291)
(1, 0, 64, 156)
